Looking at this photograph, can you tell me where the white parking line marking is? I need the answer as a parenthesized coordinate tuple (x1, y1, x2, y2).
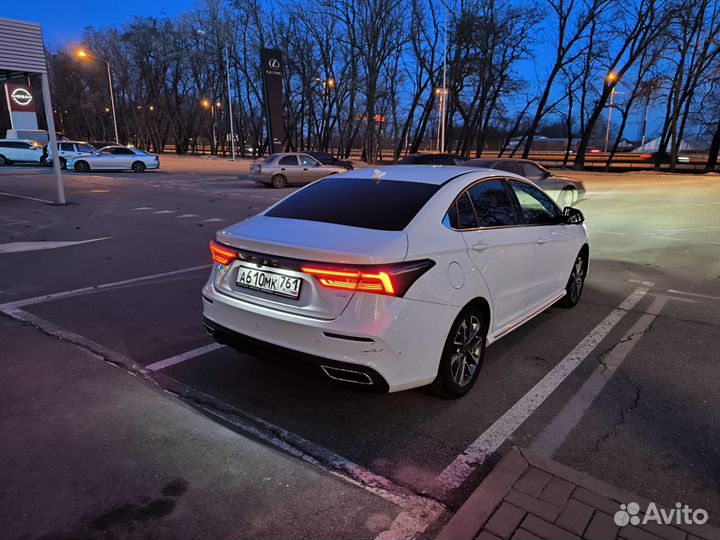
(0, 264, 211, 309)
(0, 237, 112, 254)
(629, 279, 655, 286)
(203, 218, 225, 222)
(145, 343, 224, 371)
(433, 285, 651, 496)
(153, 210, 175, 214)
(2, 220, 30, 226)
(530, 294, 668, 457)
(671, 225, 720, 232)
(176, 214, 199, 218)
(132, 206, 153, 210)
(0, 191, 54, 204)
(667, 289, 720, 301)
(645, 234, 685, 241)
(592, 230, 625, 235)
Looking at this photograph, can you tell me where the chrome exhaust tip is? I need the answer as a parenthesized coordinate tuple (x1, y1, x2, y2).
(321, 365, 374, 385)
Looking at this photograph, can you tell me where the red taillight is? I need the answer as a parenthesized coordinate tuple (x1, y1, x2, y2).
(302, 260, 433, 297)
(210, 240, 237, 265)
(640, 154, 652, 159)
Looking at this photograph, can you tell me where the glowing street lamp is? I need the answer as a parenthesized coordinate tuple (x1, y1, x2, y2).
(435, 87, 449, 152)
(604, 72, 621, 152)
(77, 49, 119, 143)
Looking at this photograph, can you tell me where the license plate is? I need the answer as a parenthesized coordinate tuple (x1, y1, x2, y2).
(236, 267, 301, 299)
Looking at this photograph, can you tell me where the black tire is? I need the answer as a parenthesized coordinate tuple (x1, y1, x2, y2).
(558, 251, 587, 308)
(558, 187, 576, 208)
(41, 156, 49, 166)
(271, 174, 287, 188)
(131, 161, 146, 173)
(430, 306, 487, 398)
(59, 157, 67, 169)
(74, 160, 90, 172)
(0, 154, 6, 166)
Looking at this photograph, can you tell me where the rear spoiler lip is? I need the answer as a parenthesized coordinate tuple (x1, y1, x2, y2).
(210, 239, 416, 271)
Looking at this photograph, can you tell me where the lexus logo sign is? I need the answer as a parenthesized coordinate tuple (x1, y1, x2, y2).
(268, 58, 280, 69)
(11, 88, 33, 106)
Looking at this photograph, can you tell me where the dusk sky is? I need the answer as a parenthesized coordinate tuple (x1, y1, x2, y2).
(2, 0, 663, 139)
(2, 0, 196, 45)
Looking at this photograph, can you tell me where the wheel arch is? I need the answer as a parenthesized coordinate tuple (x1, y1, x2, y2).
(461, 296, 491, 337)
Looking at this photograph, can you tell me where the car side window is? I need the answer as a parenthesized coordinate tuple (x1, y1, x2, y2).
(60, 143, 74, 152)
(457, 193, 478, 229)
(278, 155, 298, 166)
(520, 162, 547, 179)
(508, 180, 560, 225)
(466, 179, 518, 227)
(492, 161, 521, 175)
(99, 148, 114, 155)
(114, 148, 135, 155)
(300, 155, 319, 167)
(77, 145, 93, 153)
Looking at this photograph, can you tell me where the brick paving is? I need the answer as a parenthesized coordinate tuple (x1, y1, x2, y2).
(437, 448, 720, 540)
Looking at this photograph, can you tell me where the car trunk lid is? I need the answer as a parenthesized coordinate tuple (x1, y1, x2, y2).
(212, 215, 408, 320)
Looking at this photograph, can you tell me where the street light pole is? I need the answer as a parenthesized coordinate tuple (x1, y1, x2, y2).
(604, 88, 615, 153)
(105, 61, 119, 143)
(225, 45, 236, 161)
(78, 50, 119, 143)
(604, 72, 619, 153)
(440, 8, 448, 153)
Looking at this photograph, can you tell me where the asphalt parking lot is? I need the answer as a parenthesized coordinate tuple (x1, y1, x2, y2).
(1, 157, 719, 538)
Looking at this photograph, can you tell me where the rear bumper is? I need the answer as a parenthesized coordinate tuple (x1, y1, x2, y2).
(249, 173, 270, 184)
(202, 316, 389, 391)
(202, 277, 458, 392)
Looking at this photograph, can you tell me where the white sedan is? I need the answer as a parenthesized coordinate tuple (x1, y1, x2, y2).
(67, 146, 159, 173)
(202, 166, 589, 397)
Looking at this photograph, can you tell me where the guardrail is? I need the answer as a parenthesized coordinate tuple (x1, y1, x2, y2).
(155, 145, 715, 172)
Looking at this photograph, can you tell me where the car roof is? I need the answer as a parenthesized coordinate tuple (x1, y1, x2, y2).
(336, 165, 503, 185)
(467, 157, 527, 163)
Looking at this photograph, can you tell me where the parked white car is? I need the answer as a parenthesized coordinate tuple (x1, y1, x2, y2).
(202, 166, 589, 397)
(0, 139, 44, 166)
(67, 146, 160, 172)
(42, 141, 95, 169)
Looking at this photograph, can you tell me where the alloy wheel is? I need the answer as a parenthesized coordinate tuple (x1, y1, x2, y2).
(450, 315, 484, 387)
(568, 255, 585, 302)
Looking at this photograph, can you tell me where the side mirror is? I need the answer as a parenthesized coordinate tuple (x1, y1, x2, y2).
(563, 206, 584, 225)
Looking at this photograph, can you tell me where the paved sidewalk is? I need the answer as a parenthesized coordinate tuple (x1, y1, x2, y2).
(0, 317, 400, 539)
(437, 447, 720, 540)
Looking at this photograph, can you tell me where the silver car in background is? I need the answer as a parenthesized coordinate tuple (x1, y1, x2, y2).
(250, 153, 347, 188)
(42, 141, 95, 169)
(67, 146, 160, 173)
(466, 158, 586, 207)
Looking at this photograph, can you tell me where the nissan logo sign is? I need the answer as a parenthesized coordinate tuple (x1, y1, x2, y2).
(268, 58, 280, 69)
(11, 88, 33, 106)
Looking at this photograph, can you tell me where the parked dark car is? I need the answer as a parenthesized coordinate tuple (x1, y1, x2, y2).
(305, 151, 353, 170)
(638, 151, 690, 164)
(88, 141, 124, 151)
(398, 153, 468, 166)
(465, 157, 586, 207)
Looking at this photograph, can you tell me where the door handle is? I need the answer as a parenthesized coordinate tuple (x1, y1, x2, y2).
(472, 241, 491, 251)
(280, 168, 286, 171)
(536, 237, 549, 245)
(303, 168, 309, 171)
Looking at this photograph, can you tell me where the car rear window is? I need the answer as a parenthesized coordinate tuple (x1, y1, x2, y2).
(265, 176, 441, 231)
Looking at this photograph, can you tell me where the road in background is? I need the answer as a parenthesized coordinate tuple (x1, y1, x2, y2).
(1, 161, 719, 538)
